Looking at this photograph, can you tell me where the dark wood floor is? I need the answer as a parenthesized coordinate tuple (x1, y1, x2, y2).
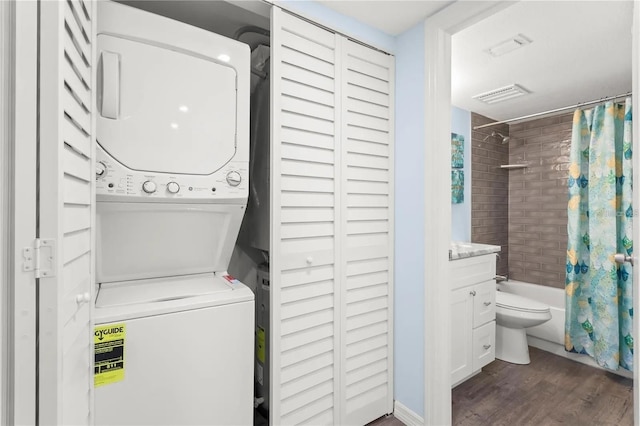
(452, 347, 633, 425)
(266, 347, 633, 426)
(368, 414, 403, 426)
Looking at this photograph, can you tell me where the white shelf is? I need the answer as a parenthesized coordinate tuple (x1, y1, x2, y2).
(499, 164, 528, 169)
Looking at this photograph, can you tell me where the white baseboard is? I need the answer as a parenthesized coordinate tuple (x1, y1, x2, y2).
(528, 336, 633, 379)
(393, 400, 424, 426)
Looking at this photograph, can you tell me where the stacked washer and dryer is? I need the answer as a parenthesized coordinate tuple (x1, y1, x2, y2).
(94, 2, 253, 425)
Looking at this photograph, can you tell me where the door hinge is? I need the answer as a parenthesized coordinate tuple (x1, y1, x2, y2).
(22, 239, 57, 278)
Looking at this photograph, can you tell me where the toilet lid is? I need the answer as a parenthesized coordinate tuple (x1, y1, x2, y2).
(496, 291, 550, 313)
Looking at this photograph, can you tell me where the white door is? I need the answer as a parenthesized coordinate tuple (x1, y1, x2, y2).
(4, 1, 39, 423)
(38, 0, 95, 424)
(340, 40, 394, 425)
(271, 8, 394, 425)
(270, 9, 341, 425)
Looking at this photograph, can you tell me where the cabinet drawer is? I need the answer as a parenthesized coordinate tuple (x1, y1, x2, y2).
(450, 254, 496, 290)
(473, 280, 496, 327)
(472, 320, 495, 371)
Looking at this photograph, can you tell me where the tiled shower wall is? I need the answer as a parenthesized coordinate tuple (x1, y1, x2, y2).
(470, 113, 509, 276)
(470, 111, 572, 286)
(507, 113, 573, 289)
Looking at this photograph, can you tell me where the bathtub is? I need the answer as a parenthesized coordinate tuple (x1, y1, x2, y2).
(497, 280, 633, 378)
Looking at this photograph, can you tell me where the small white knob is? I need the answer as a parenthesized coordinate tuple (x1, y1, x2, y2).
(96, 162, 107, 178)
(167, 181, 180, 194)
(226, 171, 242, 187)
(484, 301, 492, 306)
(306, 257, 313, 265)
(76, 292, 90, 304)
(483, 344, 492, 350)
(142, 180, 157, 194)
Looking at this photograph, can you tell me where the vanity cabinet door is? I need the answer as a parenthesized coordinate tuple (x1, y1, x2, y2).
(451, 287, 474, 385)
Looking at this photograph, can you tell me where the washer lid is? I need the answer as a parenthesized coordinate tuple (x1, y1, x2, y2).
(95, 273, 233, 308)
(496, 291, 550, 313)
(97, 34, 237, 175)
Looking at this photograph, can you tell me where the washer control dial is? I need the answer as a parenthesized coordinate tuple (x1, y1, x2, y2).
(167, 181, 180, 194)
(96, 162, 107, 178)
(142, 181, 157, 194)
(226, 171, 242, 187)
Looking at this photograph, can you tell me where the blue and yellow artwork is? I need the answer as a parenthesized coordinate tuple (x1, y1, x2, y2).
(451, 133, 464, 168)
(452, 170, 464, 204)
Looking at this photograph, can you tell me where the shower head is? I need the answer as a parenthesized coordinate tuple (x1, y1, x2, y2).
(482, 130, 510, 144)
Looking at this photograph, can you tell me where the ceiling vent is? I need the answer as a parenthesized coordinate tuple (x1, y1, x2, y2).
(486, 34, 532, 57)
(473, 84, 530, 104)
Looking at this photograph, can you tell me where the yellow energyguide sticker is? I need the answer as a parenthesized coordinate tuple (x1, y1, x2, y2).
(94, 323, 126, 387)
(257, 327, 266, 364)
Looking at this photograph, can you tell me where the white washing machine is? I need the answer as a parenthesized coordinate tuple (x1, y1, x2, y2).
(94, 2, 252, 425)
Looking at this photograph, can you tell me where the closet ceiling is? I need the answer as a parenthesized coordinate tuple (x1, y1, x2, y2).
(117, 1, 270, 39)
(316, 0, 453, 35)
(452, 0, 633, 122)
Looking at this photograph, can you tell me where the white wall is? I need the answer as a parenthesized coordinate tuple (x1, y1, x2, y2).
(451, 106, 471, 241)
(393, 22, 426, 418)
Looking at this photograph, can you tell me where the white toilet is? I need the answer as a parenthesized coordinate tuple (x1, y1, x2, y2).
(495, 291, 552, 364)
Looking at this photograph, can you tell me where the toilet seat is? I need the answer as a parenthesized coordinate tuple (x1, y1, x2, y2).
(496, 291, 550, 314)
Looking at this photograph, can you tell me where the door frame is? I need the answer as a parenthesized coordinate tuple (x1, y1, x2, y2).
(424, 1, 639, 425)
(1, 0, 39, 424)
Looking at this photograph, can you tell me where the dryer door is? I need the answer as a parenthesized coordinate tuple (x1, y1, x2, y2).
(97, 34, 237, 175)
(96, 202, 244, 283)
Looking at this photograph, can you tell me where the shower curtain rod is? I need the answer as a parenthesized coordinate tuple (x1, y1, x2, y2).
(473, 91, 632, 130)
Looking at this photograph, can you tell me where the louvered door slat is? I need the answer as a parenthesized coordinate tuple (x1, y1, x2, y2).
(63, 117, 91, 156)
(283, 46, 334, 78)
(282, 80, 335, 107)
(347, 55, 389, 81)
(346, 97, 389, 119)
(63, 62, 90, 108)
(39, 1, 95, 425)
(64, 90, 90, 132)
(340, 40, 394, 426)
(272, 9, 340, 425)
(64, 33, 90, 86)
(71, 0, 90, 35)
(64, 6, 90, 64)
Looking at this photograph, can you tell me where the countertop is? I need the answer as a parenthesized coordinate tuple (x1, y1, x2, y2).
(449, 242, 501, 260)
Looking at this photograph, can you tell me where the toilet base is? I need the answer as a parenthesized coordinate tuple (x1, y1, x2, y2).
(495, 324, 530, 364)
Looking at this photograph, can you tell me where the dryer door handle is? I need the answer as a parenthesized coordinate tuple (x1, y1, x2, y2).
(101, 51, 120, 119)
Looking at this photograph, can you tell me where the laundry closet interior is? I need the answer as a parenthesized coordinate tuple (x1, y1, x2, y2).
(35, 0, 395, 425)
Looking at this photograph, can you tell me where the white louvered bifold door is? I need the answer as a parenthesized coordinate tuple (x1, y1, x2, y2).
(340, 40, 394, 426)
(271, 9, 394, 426)
(271, 8, 341, 425)
(38, 0, 95, 424)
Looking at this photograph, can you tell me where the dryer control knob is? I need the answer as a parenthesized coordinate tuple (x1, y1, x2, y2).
(226, 171, 242, 187)
(167, 181, 180, 194)
(96, 162, 107, 178)
(142, 181, 157, 194)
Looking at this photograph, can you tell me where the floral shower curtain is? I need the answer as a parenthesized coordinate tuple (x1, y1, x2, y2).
(565, 98, 633, 371)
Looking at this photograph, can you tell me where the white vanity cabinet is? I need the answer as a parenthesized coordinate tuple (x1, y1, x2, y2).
(450, 253, 497, 386)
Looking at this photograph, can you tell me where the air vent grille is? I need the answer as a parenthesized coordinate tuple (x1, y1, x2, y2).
(473, 84, 530, 104)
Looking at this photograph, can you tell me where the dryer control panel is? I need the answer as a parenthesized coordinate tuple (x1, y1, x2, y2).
(96, 146, 248, 202)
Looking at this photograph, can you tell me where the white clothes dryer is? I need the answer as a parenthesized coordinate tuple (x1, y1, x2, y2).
(93, 2, 252, 425)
